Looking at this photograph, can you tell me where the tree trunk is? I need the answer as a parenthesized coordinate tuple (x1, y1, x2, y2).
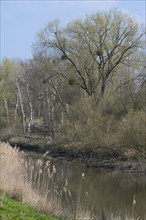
(26, 83, 33, 133)
(16, 78, 26, 133)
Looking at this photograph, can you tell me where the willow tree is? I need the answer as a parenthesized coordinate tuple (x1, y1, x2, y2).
(33, 9, 145, 104)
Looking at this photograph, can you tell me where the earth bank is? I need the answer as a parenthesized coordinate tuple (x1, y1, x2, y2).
(0, 134, 146, 174)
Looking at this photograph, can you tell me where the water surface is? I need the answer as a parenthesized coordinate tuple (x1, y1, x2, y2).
(26, 152, 146, 219)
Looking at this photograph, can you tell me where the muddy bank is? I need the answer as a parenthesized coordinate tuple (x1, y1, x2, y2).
(1, 135, 146, 174)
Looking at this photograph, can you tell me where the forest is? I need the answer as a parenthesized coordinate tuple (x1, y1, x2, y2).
(0, 9, 145, 158)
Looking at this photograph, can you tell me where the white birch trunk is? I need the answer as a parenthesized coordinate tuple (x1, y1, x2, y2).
(16, 78, 26, 133)
(15, 94, 19, 120)
(26, 83, 33, 133)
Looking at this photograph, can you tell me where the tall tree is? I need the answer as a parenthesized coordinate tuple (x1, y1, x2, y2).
(33, 9, 145, 103)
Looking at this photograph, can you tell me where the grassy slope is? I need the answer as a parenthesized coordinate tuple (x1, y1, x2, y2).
(0, 196, 61, 220)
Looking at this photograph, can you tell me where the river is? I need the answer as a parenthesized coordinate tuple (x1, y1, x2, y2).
(25, 152, 146, 219)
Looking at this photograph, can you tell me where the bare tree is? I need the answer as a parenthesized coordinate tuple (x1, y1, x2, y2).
(33, 9, 145, 103)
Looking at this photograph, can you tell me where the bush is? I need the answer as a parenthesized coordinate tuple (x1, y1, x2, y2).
(117, 110, 146, 157)
(67, 96, 118, 146)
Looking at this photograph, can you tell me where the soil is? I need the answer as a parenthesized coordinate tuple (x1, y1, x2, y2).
(0, 134, 146, 174)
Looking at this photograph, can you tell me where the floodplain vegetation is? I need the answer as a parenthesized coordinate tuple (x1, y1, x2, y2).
(0, 8, 146, 220)
(0, 142, 144, 220)
(0, 9, 145, 162)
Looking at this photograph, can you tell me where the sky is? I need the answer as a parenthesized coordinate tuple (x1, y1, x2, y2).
(1, 0, 145, 61)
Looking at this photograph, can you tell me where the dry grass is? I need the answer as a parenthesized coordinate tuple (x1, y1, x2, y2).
(0, 142, 92, 220)
(0, 142, 48, 210)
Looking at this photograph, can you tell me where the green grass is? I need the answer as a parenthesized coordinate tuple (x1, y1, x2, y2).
(0, 196, 61, 220)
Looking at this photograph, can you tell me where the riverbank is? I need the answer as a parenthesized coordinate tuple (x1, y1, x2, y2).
(1, 134, 146, 174)
(0, 193, 61, 220)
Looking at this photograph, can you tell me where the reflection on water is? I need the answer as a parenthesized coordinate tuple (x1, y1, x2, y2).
(26, 152, 146, 219)
(53, 159, 146, 219)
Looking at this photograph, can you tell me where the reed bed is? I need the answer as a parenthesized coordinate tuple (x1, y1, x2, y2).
(0, 142, 144, 220)
(0, 142, 92, 219)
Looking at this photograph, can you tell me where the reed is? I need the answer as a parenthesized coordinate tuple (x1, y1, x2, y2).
(0, 142, 92, 219)
(0, 142, 144, 220)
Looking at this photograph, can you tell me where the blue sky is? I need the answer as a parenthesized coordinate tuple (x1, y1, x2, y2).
(1, 0, 145, 60)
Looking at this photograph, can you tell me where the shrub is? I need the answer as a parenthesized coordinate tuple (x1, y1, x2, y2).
(117, 110, 146, 157)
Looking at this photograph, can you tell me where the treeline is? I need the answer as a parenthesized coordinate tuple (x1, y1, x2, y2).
(0, 9, 145, 155)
